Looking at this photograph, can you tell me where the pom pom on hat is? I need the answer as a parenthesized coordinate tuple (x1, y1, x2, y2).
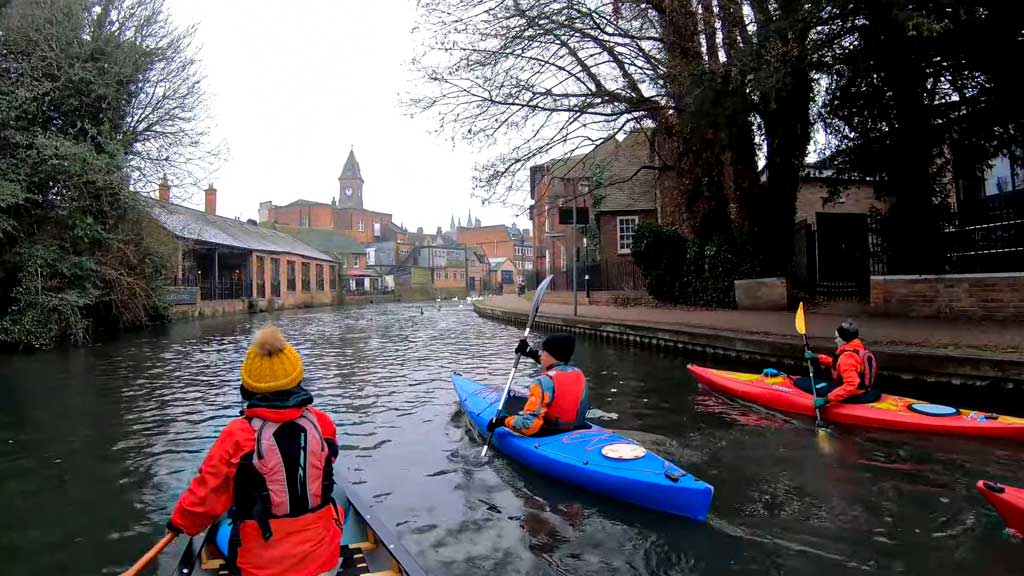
(241, 325, 303, 394)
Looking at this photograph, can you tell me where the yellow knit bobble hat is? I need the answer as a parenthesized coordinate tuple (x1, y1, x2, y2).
(241, 325, 304, 394)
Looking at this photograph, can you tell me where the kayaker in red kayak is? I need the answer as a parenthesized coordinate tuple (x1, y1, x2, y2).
(803, 320, 878, 408)
(487, 334, 590, 436)
(167, 325, 343, 576)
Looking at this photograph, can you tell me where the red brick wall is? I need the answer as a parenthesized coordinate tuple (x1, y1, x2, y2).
(309, 205, 334, 228)
(598, 210, 657, 261)
(432, 266, 466, 289)
(869, 273, 1024, 321)
(251, 252, 338, 307)
(335, 208, 392, 243)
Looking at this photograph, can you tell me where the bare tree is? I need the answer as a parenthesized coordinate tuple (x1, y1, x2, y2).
(408, 0, 670, 210)
(96, 0, 226, 197)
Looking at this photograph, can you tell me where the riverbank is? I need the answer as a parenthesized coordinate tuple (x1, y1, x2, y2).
(474, 295, 1024, 387)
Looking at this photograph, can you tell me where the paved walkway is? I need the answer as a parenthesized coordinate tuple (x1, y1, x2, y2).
(481, 295, 1024, 356)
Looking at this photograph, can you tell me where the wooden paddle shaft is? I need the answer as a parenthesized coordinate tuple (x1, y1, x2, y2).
(120, 532, 177, 576)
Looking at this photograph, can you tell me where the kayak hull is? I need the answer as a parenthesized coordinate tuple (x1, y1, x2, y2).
(687, 365, 1024, 441)
(452, 372, 714, 521)
(977, 480, 1024, 534)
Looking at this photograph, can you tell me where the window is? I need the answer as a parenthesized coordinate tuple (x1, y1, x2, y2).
(329, 265, 337, 290)
(358, 219, 365, 232)
(545, 249, 551, 276)
(366, 249, 375, 266)
(316, 263, 324, 291)
(271, 258, 281, 297)
(373, 222, 381, 237)
(353, 255, 360, 268)
(341, 255, 347, 269)
(444, 271, 449, 280)
(256, 256, 266, 298)
(300, 212, 309, 227)
(301, 262, 311, 292)
(501, 270, 514, 284)
(560, 244, 566, 271)
(287, 261, 296, 292)
(617, 216, 639, 253)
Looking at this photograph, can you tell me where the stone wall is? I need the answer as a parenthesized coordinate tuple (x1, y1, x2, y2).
(735, 278, 792, 311)
(869, 273, 1024, 321)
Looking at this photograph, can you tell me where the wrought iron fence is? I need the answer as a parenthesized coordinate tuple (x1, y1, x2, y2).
(549, 258, 647, 292)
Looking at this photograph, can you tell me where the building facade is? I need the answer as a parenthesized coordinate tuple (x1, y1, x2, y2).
(149, 187, 339, 316)
(258, 149, 396, 244)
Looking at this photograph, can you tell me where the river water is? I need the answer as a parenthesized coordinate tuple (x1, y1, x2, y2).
(0, 302, 1021, 575)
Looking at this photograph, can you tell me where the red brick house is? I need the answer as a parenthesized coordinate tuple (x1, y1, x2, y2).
(529, 131, 657, 289)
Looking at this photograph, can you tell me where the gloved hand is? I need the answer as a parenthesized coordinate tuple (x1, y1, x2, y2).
(486, 416, 505, 433)
(515, 339, 540, 363)
(515, 338, 530, 356)
(803, 349, 817, 361)
(166, 520, 184, 535)
(813, 397, 829, 409)
(762, 368, 783, 377)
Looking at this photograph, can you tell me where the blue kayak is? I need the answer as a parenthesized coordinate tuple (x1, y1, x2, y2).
(452, 372, 714, 521)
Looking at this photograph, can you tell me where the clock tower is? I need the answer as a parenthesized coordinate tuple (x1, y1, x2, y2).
(337, 148, 364, 209)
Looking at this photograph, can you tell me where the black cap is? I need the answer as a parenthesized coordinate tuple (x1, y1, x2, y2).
(541, 334, 575, 363)
(836, 320, 859, 343)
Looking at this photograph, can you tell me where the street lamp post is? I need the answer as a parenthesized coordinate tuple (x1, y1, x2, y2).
(571, 195, 578, 317)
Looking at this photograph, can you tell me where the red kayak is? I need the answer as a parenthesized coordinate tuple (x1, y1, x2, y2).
(687, 365, 1024, 441)
(977, 480, 1024, 534)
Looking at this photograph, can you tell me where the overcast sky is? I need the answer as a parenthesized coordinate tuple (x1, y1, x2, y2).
(164, 0, 531, 233)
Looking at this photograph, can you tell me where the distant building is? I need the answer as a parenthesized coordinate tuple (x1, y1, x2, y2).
(530, 132, 657, 280)
(258, 148, 396, 244)
(148, 183, 338, 313)
(488, 257, 517, 291)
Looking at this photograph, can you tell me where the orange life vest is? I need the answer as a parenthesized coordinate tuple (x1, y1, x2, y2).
(542, 366, 589, 430)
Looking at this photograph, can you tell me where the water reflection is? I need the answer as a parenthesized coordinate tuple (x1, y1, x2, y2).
(0, 302, 1020, 575)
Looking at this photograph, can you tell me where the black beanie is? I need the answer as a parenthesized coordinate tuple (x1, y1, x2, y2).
(542, 334, 575, 363)
(836, 320, 859, 343)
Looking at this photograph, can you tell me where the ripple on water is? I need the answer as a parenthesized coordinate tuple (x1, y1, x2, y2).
(1, 302, 1023, 576)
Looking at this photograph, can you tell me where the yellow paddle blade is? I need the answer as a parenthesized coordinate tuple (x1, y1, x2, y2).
(795, 302, 806, 335)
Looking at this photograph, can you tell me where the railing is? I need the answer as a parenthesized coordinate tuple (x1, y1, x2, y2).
(168, 276, 250, 301)
(549, 258, 647, 292)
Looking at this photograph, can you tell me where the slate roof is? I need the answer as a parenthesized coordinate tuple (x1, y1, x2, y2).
(340, 149, 362, 180)
(284, 199, 331, 207)
(541, 131, 657, 213)
(146, 199, 334, 261)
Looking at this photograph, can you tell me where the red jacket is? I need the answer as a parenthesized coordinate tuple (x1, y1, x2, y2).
(817, 339, 867, 404)
(170, 405, 341, 576)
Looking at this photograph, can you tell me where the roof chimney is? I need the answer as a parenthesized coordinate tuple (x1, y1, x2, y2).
(158, 174, 170, 202)
(204, 183, 217, 215)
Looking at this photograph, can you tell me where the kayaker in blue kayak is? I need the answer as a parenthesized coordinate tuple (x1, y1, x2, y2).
(486, 334, 590, 436)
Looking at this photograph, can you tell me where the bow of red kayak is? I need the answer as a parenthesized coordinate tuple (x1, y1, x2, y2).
(977, 480, 1024, 534)
(687, 365, 1024, 441)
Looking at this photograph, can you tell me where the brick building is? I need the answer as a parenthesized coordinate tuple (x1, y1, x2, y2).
(530, 132, 657, 289)
(258, 149, 396, 244)
(149, 184, 338, 316)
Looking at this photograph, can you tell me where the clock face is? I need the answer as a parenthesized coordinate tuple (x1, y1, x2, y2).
(344, 187, 353, 197)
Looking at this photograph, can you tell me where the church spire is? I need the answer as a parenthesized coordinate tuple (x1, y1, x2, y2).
(449, 213, 456, 232)
(340, 148, 362, 180)
(466, 208, 473, 227)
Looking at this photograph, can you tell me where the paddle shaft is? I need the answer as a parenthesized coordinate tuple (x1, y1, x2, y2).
(482, 329, 529, 457)
(120, 532, 177, 576)
(802, 334, 825, 427)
